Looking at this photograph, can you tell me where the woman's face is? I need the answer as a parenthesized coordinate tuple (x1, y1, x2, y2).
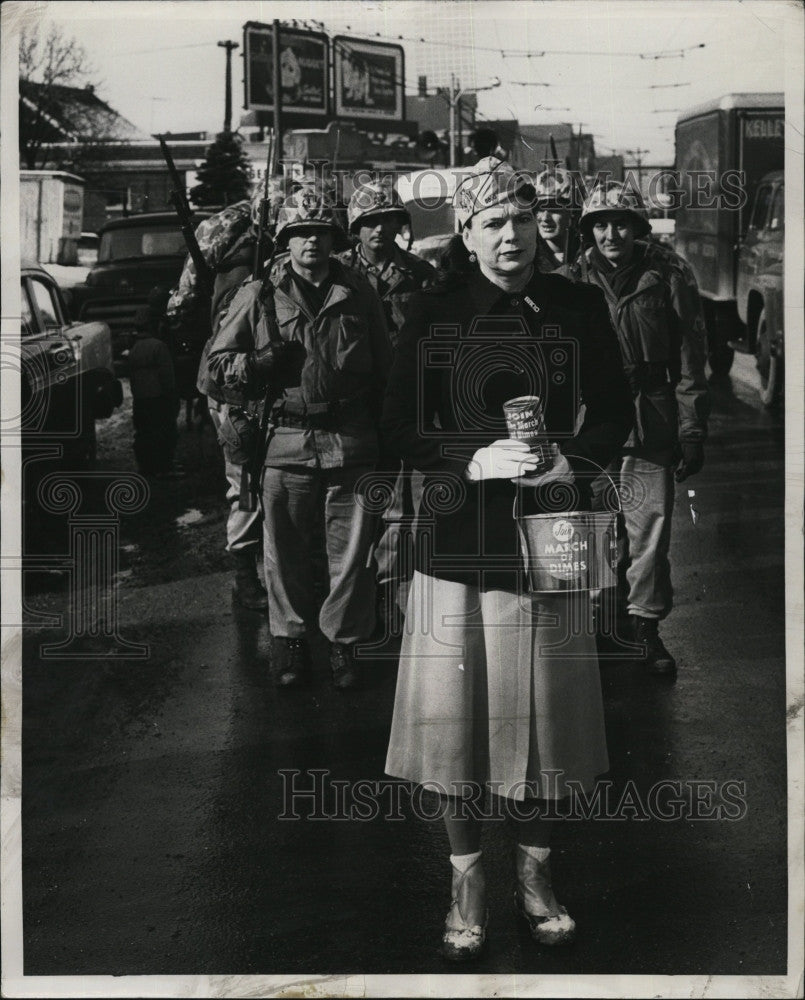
(462, 203, 537, 277)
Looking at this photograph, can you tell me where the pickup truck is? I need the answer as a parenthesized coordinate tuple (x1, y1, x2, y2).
(71, 211, 211, 372)
(20, 261, 122, 467)
(734, 170, 784, 405)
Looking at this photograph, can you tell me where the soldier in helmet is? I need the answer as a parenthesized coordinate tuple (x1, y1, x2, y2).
(207, 181, 392, 691)
(166, 181, 276, 611)
(337, 178, 435, 347)
(565, 181, 710, 676)
(337, 178, 436, 634)
(533, 166, 580, 272)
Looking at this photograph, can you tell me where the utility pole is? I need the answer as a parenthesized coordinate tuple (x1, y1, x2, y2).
(448, 74, 501, 167)
(271, 20, 282, 167)
(218, 40, 239, 133)
(449, 74, 459, 167)
(626, 147, 650, 195)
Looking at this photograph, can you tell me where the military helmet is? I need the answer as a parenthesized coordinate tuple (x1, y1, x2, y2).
(274, 182, 347, 248)
(452, 155, 537, 230)
(579, 181, 650, 237)
(250, 174, 297, 228)
(534, 167, 576, 210)
(347, 179, 410, 233)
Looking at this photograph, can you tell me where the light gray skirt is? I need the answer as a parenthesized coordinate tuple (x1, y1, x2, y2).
(385, 571, 609, 801)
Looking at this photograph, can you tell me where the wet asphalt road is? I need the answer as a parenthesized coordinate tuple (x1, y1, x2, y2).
(21, 355, 787, 977)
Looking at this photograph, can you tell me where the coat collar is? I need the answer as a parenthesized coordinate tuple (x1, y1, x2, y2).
(466, 265, 551, 315)
(274, 257, 357, 321)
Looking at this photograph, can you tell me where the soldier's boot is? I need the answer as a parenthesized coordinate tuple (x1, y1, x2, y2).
(232, 549, 268, 611)
(330, 643, 361, 691)
(632, 615, 677, 676)
(273, 637, 311, 688)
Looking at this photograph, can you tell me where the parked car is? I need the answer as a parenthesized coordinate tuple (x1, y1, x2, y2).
(71, 211, 211, 372)
(20, 261, 122, 467)
(735, 170, 784, 405)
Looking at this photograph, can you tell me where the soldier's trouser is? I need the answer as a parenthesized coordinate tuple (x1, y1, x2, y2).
(261, 465, 378, 643)
(375, 463, 424, 609)
(208, 401, 262, 553)
(610, 452, 675, 621)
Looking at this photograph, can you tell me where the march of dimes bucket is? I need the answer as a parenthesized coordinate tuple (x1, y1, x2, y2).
(516, 509, 618, 592)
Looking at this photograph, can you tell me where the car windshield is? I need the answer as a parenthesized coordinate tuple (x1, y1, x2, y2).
(98, 224, 186, 262)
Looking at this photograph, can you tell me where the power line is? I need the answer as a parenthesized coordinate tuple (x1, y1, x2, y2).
(296, 19, 706, 61)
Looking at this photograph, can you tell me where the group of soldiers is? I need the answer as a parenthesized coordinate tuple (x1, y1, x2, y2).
(163, 155, 709, 689)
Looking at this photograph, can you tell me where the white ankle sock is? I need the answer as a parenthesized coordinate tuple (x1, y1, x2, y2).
(450, 850, 482, 873)
(518, 844, 551, 862)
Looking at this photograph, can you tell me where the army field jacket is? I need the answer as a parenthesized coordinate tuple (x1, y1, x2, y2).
(564, 241, 710, 453)
(207, 258, 392, 470)
(336, 245, 436, 350)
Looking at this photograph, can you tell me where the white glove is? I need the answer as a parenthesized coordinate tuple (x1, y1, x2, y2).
(465, 439, 543, 482)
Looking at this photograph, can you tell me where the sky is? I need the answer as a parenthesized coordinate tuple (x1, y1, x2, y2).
(7, 0, 798, 165)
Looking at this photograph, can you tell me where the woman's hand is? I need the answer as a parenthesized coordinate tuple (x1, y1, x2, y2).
(511, 444, 574, 487)
(464, 440, 542, 482)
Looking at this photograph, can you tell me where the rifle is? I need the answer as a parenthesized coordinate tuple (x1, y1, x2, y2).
(239, 133, 287, 513)
(158, 136, 215, 299)
(252, 129, 274, 279)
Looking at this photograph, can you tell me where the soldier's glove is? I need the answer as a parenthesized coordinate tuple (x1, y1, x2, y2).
(674, 441, 704, 482)
(252, 340, 306, 389)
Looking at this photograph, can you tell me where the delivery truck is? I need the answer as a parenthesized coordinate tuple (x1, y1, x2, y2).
(674, 93, 784, 376)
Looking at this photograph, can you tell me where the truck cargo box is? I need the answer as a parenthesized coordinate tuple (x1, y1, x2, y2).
(674, 93, 783, 303)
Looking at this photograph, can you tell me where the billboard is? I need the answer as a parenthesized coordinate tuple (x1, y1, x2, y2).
(333, 37, 404, 121)
(244, 23, 329, 115)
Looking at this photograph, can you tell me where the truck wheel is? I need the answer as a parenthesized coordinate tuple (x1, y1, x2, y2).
(756, 309, 782, 407)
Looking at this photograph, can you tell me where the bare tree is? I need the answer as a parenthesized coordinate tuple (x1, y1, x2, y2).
(19, 23, 98, 169)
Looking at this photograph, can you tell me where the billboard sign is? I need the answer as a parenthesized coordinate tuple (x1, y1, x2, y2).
(333, 37, 404, 121)
(244, 23, 329, 115)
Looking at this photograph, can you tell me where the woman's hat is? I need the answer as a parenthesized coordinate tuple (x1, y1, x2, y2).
(452, 156, 537, 230)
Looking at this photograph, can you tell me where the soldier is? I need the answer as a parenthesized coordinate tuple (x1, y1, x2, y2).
(166, 183, 276, 611)
(129, 286, 180, 479)
(565, 181, 710, 676)
(336, 179, 436, 634)
(533, 166, 580, 272)
(207, 182, 392, 691)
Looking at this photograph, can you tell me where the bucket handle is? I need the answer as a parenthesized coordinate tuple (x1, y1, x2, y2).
(512, 452, 622, 522)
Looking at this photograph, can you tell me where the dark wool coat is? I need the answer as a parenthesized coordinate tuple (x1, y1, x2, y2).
(380, 267, 634, 591)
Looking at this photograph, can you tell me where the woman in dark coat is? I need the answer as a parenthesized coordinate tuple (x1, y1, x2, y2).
(381, 157, 633, 960)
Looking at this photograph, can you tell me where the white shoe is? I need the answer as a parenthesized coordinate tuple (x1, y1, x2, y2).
(515, 845, 576, 946)
(441, 854, 488, 961)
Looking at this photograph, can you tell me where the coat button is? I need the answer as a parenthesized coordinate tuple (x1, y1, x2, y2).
(511, 297, 520, 307)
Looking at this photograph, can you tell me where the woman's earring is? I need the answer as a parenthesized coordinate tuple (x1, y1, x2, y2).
(468, 251, 477, 263)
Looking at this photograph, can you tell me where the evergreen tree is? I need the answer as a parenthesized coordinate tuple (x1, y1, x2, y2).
(190, 130, 253, 207)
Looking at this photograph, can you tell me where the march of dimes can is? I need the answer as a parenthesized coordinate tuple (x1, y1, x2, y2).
(502, 395, 552, 473)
